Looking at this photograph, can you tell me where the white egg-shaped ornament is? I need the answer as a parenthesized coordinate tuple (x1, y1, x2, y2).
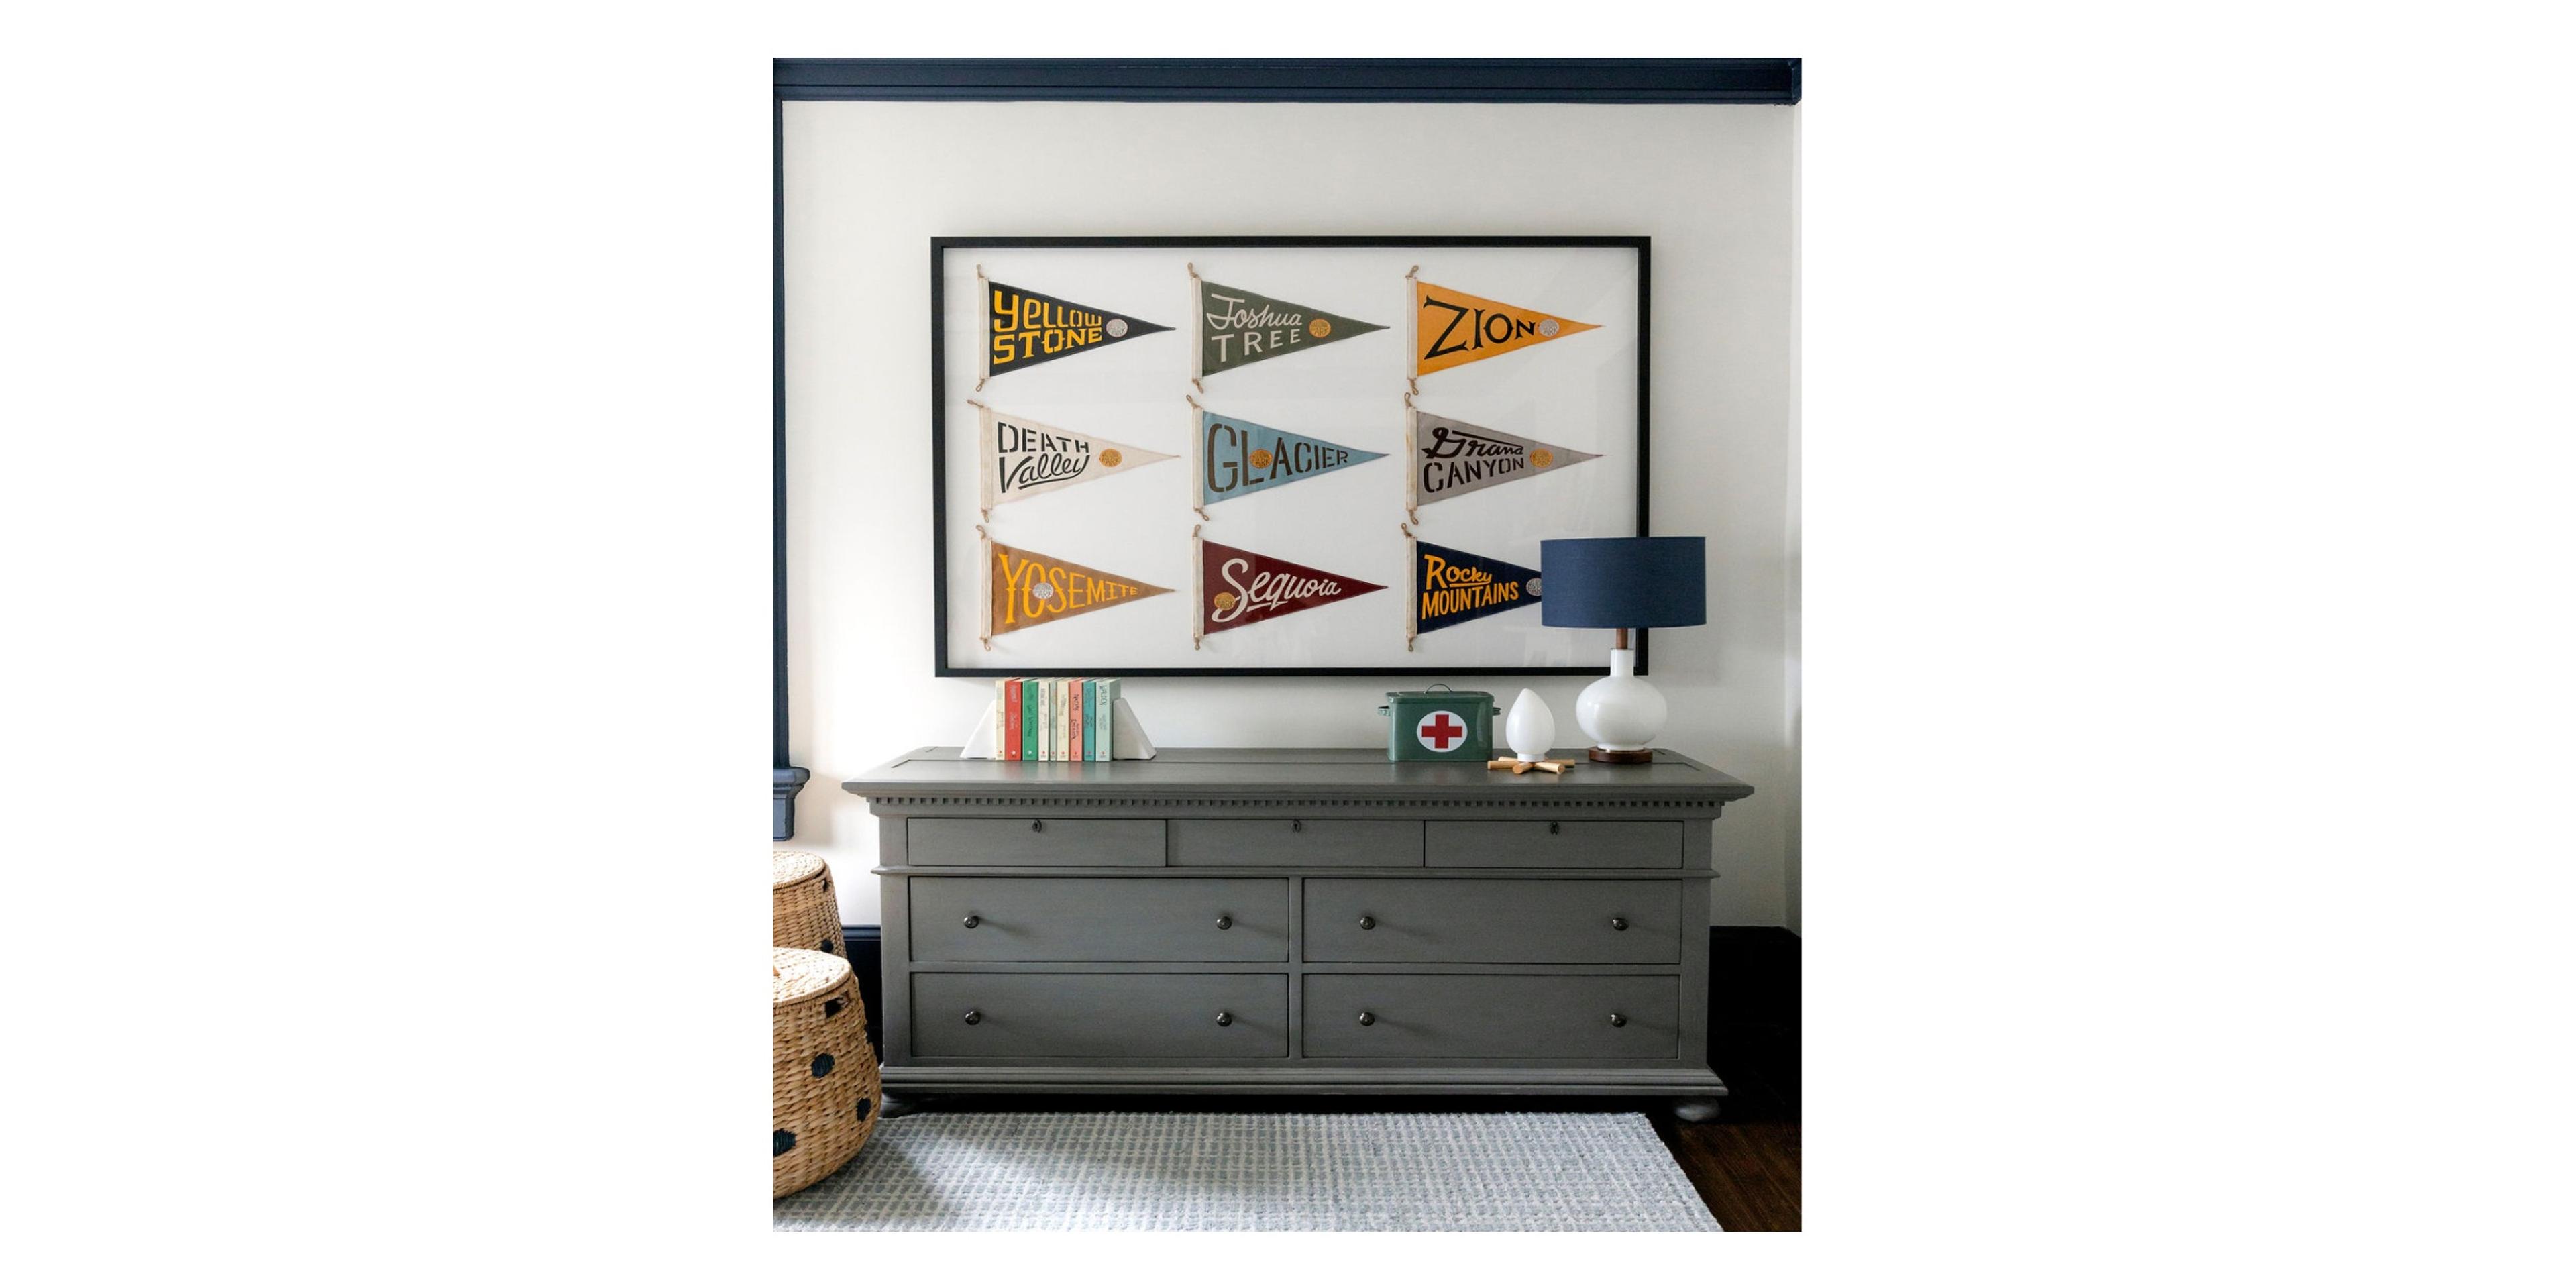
(1504, 688, 1557, 763)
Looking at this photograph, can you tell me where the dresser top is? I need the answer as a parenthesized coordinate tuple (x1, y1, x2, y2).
(843, 747, 1753, 808)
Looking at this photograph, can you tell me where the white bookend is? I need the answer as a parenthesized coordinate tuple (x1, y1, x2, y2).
(959, 700, 1000, 759)
(1109, 695, 1156, 760)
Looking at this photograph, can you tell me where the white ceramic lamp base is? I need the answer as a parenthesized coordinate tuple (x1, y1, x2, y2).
(1574, 648, 1665, 763)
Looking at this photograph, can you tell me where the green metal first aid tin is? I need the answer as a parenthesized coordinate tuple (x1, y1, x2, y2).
(1378, 686, 1497, 762)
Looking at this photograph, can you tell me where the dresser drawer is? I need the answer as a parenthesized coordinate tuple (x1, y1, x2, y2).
(1303, 974, 1679, 1059)
(909, 877, 1287, 962)
(1168, 819, 1423, 867)
(1425, 820, 1682, 868)
(912, 973, 1288, 1058)
(1303, 879, 1680, 964)
(906, 818, 1165, 867)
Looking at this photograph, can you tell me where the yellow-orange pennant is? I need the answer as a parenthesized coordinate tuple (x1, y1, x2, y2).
(1412, 280, 1600, 377)
(986, 538, 1173, 639)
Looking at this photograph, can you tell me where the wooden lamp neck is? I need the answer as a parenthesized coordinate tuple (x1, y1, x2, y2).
(1612, 627, 1631, 651)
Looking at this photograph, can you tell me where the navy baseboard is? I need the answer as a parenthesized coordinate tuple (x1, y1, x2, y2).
(835, 924, 1796, 1110)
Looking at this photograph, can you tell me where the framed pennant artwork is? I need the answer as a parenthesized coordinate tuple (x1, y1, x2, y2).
(931, 235, 1648, 677)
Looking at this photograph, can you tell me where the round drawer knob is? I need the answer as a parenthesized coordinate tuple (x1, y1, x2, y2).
(1549, 821, 1560, 835)
(963, 1010, 982, 1026)
(1291, 820, 1304, 833)
(1357, 1012, 1376, 1026)
(1609, 917, 1629, 931)
(961, 914, 981, 929)
(1357, 916, 1376, 930)
(1608, 1013, 1627, 1028)
(1215, 915, 1233, 930)
(1030, 820, 1044, 832)
(1215, 1011, 1234, 1027)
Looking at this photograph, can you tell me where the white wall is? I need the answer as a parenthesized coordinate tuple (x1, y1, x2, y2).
(785, 101, 1799, 930)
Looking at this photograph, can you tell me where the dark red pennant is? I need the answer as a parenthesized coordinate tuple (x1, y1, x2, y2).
(1199, 538, 1385, 636)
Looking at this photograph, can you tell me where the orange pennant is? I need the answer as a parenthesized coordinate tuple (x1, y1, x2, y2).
(1413, 280, 1599, 377)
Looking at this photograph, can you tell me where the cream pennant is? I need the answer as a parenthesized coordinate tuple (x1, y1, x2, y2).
(972, 401, 1174, 518)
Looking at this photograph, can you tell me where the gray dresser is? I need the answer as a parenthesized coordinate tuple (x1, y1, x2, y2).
(842, 747, 1754, 1118)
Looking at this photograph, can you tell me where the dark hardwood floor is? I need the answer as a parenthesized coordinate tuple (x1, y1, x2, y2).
(1666, 926, 1803, 1230)
(1653, 1061, 1801, 1230)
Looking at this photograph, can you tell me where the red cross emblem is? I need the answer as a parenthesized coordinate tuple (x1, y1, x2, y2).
(1415, 710, 1468, 751)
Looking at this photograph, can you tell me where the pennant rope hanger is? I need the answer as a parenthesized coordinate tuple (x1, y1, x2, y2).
(1400, 521, 1418, 652)
(967, 398, 994, 519)
(1403, 265, 1421, 396)
(1401, 391, 1420, 525)
(975, 523, 994, 651)
(973, 264, 990, 391)
(1186, 262, 1205, 392)
(1185, 393, 1210, 520)
(1189, 523, 1204, 650)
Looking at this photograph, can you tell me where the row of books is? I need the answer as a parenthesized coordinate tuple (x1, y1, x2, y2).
(994, 678, 1122, 761)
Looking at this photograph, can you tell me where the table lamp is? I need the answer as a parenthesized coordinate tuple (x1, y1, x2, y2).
(1539, 537, 1706, 763)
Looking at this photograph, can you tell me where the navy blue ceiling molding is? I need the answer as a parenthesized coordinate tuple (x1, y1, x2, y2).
(775, 58, 1801, 104)
(771, 58, 1798, 838)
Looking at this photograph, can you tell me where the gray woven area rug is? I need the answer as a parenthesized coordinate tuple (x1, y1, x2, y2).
(774, 1111, 1720, 1232)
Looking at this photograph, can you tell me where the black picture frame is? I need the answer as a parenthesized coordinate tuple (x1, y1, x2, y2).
(930, 235, 1650, 679)
(774, 58, 1800, 837)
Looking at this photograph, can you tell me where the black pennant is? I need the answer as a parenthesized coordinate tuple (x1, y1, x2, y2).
(985, 280, 1173, 377)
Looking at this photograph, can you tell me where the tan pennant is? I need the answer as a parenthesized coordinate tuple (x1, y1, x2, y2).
(1403, 397, 1601, 518)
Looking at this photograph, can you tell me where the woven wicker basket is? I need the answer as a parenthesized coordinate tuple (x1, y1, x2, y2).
(773, 849, 845, 957)
(773, 947, 879, 1197)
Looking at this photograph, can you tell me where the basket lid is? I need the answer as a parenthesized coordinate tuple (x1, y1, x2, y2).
(773, 947, 851, 1006)
(772, 849, 826, 888)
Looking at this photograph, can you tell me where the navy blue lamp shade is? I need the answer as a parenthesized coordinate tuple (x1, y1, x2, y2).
(1539, 537, 1707, 628)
